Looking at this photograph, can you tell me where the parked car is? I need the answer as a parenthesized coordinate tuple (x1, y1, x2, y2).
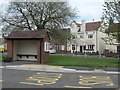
(49, 48, 56, 54)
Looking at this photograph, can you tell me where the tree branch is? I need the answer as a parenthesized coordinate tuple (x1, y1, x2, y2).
(15, 3, 32, 30)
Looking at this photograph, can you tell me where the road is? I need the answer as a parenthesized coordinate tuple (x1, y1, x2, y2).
(1, 68, 119, 89)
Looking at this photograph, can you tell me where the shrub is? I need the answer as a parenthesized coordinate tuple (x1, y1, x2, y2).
(2, 56, 12, 62)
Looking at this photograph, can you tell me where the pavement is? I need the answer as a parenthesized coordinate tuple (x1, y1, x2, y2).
(1, 61, 120, 74)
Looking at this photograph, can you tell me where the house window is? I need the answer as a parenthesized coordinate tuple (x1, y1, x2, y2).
(55, 44, 59, 50)
(72, 35, 76, 39)
(61, 45, 65, 50)
(72, 45, 75, 50)
(78, 29, 80, 32)
(44, 42, 50, 52)
(80, 34, 84, 38)
(84, 45, 86, 50)
(88, 45, 94, 49)
(88, 34, 93, 38)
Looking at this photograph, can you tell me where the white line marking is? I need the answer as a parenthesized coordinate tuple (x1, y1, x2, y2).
(20, 82, 43, 86)
(65, 85, 92, 88)
(0, 80, 3, 82)
(0, 66, 4, 68)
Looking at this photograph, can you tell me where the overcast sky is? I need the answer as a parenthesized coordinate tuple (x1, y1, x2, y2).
(0, 0, 104, 22)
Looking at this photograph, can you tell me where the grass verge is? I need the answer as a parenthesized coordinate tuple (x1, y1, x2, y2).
(48, 55, 119, 68)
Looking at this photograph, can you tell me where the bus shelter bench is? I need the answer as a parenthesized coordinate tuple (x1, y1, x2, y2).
(17, 54, 37, 59)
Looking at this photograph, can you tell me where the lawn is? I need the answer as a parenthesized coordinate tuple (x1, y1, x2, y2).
(0, 54, 119, 68)
(48, 55, 119, 68)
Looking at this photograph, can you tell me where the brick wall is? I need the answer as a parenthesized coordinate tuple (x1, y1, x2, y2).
(41, 33, 49, 64)
(7, 40, 13, 61)
(37, 32, 50, 64)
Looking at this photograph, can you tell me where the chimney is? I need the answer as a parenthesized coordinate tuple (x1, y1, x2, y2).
(100, 17, 104, 23)
(81, 19, 86, 32)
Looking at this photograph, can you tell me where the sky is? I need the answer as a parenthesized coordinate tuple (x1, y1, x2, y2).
(0, 0, 104, 23)
(68, 0, 104, 22)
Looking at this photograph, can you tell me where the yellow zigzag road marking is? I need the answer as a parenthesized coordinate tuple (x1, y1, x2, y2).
(79, 75, 114, 86)
(26, 78, 58, 81)
(20, 72, 62, 86)
(32, 75, 61, 78)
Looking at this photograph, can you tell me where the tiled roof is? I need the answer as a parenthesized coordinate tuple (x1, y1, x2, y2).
(6, 29, 48, 39)
(71, 20, 101, 32)
(86, 21, 101, 31)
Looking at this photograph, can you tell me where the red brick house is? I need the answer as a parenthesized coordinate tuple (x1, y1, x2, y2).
(6, 29, 50, 64)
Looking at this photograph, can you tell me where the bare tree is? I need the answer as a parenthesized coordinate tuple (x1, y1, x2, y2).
(0, 2, 76, 44)
(1, 2, 76, 31)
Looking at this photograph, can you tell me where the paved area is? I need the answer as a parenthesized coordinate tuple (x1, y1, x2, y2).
(1, 62, 120, 74)
(1, 68, 119, 88)
(4, 64, 76, 73)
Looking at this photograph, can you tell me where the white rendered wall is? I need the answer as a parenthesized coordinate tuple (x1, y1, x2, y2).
(98, 31, 106, 54)
(81, 20, 86, 32)
(70, 22, 79, 33)
(106, 44, 117, 53)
